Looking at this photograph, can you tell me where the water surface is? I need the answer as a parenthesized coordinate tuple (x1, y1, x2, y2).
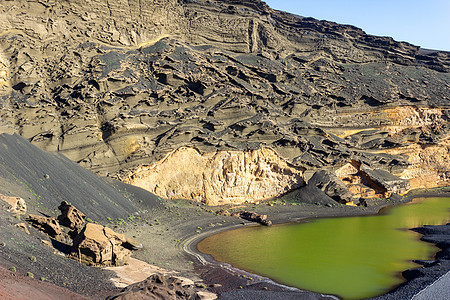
(198, 197, 450, 299)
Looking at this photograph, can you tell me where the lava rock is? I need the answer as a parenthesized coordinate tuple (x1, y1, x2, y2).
(360, 165, 410, 195)
(57, 201, 86, 230)
(308, 170, 355, 203)
(70, 223, 132, 266)
(27, 215, 63, 238)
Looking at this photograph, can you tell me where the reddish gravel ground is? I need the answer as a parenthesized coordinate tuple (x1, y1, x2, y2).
(0, 264, 87, 300)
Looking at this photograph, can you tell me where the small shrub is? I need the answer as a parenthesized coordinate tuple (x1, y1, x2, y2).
(8, 266, 16, 272)
(29, 256, 37, 262)
(86, 218, 93, 223)
(26, 272, 34, 278)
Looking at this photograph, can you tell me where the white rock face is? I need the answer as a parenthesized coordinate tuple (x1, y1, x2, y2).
(126, 147, 305, 205)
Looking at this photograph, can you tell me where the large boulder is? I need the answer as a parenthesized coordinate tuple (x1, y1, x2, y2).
(360, 165, 411, 195)
(70, 223, 131, 266)
(226, 210, 273, 226)
(57, 201, 86, 230)
(27, 215, 62, 238)
(308, 170, 355, 203)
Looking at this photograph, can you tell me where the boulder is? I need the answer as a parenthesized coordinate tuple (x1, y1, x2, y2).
(239, 211, 272, 226)
(0, 193, 26, 215)
(70, 223, 131, 266)
(360, 165, 411, 194)
(308, 170, 355, 203)
(123, 236, 143, 251)
(27, 215, 62, 238)
(57, 201, 86, 230)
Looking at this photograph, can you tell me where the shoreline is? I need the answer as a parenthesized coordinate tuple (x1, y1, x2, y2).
(180, 189, 450, 299)
(1, 185, 448, 299)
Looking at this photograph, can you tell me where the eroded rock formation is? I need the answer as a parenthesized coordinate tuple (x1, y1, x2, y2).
(57, 201, 86, 230)
(106, 273, 216, 300)
(70, 223, 131, 266)
(0, 193, 26, 215)
(25, 202, 136, 267)
(27, 214, 63, 238)
(0, 0, 448, 204)
(126, 147, 304, 205)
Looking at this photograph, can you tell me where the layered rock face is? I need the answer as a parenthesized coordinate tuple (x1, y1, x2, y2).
(127, 147, 304, 205)
(0, 0, 449, 204)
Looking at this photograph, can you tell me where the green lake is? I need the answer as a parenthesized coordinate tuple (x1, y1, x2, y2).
(197, 197, 450, 299)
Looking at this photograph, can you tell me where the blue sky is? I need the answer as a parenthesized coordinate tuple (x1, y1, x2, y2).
(264, 0, 450, 51)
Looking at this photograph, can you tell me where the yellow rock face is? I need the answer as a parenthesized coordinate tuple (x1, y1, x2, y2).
(0, 52, 8, 88)
(382, 106, 446, 134)
(380, 106, 450, 189)
(384, 141, 450, 189)
(126, 147, 305, 205)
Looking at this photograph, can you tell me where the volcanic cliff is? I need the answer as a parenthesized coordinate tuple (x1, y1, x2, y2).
(0, 0, 449, 205)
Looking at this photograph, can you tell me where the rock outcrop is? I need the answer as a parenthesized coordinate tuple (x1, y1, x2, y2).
(0, 193, 26, 215)
(216, 209, 272, 226)
(27, 214, 63, 238)
(126, 147, 304, 205)
(70, 223, 132, 266)
(238, 211, 272, 226)
(308, 170, 355, 204)
(106, 273, 216, 300)
(57, 201, 86, 230)
(25, 201, 136, 266)
(14, 222, 30, 234)
(359, 165, 410, 195)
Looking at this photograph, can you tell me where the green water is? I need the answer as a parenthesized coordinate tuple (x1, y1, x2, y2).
(197, 197, 450, 299)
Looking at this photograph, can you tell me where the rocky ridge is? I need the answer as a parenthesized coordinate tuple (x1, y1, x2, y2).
(0, 0, 449, 204)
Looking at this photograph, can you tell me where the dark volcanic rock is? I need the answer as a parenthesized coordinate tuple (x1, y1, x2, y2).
(27, 215, 63, 238)
(372, 223, 450, 300)
(309, 169, 355, 203)
(238, 211, 272, 226)
(106, 273, 209, 300)
(57, 201, 86, 230)
(360, 165, 411, 195)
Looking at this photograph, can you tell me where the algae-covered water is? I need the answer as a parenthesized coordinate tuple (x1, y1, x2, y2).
(197, 197, 450, 299)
